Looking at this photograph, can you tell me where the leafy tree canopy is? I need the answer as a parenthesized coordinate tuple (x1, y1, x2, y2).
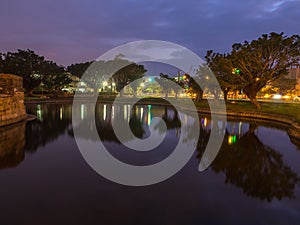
(0, 49, 64, 95)
(207, 32, 300, 108)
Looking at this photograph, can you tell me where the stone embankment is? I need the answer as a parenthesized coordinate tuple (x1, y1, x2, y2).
(197, 108, 300, 142)
(0, 74, 27, 127)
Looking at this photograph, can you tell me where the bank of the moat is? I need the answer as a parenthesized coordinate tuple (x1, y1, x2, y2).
(21, 94, 300, 142)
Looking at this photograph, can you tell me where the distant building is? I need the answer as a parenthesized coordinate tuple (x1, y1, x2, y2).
(287, 68, 300, 95)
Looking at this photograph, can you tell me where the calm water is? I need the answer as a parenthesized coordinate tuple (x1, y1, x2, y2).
(1, 103, 300, 225)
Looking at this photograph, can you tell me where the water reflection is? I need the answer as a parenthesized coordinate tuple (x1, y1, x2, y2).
(25, 104, 72, 152)
(0, 122, 26, 169)
(71, 104, 182, 142)
(196, 120, 300, 201)
(1, 103, 299, 203)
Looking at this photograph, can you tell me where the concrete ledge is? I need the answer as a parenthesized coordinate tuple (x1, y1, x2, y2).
(0, 114, 27, 127)
(25, 114, 37, 122)
(196, 108, 300, 142)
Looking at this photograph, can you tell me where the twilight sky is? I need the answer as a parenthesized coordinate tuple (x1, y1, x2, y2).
(1, 0, 299, 66)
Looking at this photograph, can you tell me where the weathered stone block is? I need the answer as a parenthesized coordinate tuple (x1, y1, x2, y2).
(0, 74, 27, 127)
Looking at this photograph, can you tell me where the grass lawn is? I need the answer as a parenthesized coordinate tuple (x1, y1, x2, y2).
(219, 100, 300, 123)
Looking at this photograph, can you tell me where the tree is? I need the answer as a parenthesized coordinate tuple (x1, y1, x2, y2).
(154, 73, 173, 98)
(42, 72, 73, 94)
(196, 122, 299, 201)
(206, 33, 300, 107)
(270, 76, 297, 96)
(205, 51, 238, 101)
(227, 32, 300, 108)
(154, 73, 184, 98)
(67, 59, 146, 95)
(0, 52, 3, 72)
(0, 49, 64, 95)
(66, 61, 93, 78)
(112, 61, 147, 96)
(183, 74, 204, 102)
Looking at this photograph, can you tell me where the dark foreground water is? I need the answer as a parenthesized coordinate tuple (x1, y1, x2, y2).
(0, 103, 300, 225)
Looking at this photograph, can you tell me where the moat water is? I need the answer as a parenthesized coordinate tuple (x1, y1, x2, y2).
(0, 103, 299, 225)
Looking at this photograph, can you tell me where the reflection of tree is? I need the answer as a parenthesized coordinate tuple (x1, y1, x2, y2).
(25, 104, 72, 152)
(0, 122, 26, 169)
(70, 104, 145, 143)
(196, 122, 300, 201)
(154, 107, 181, 133)
(129, 106, 144, 138)
(291, 138, 300, 151)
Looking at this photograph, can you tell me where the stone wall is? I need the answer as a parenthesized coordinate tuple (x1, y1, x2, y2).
(0, 74, 27, 127)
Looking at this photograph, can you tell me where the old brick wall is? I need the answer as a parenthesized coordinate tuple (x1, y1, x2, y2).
(0, 74, 27, 127)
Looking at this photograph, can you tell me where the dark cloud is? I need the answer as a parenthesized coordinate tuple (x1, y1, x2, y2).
(1, 0, 299, 66)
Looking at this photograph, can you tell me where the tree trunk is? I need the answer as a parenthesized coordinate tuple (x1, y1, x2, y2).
(28, 89, 35, 97)
(245, 84, 261, 109)
(249, 97, 261, 109)
(194, 90, 203, 103)
(119, 89, 124, 97)
(223, 90, 229, 101)
(247, 123, 258, 135)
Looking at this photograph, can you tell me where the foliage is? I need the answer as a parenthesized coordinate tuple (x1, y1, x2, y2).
(205, 51, 238, 101)
(269, 77, 297, 95)
(154, 73, 184, 98)
(112, 61, 147, 95)
(207, 32, 300, 108)
(154, 73, 173, 98)
(42, 72, 73, 94)
(67, 61, 93, 78)
(68, 58, 146, 94)
(0, 49, 65, 94)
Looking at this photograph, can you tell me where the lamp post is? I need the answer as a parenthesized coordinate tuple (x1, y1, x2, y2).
(41, 82, 44, 96)
(103, 81, 108, 92)
(112, 82, 116, 92)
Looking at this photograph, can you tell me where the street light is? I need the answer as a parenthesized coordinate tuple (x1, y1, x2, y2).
(102, 81, 108, 92)
(232, 68, 240, 74)
(40, 82, 44, 96)
(112, 82, 116, 92)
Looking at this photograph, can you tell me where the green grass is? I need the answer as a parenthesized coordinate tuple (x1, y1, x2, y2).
(259, 102, 300, 122)
(217, 100, 300, 123)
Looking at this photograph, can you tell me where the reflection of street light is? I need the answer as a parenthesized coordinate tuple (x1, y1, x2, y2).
(40, 82, 44, 96)
(228, 135, 237, 145)
(112, 82, 116, 92)
(103, 81, 108, 92)
(139, 82, 145, 95)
